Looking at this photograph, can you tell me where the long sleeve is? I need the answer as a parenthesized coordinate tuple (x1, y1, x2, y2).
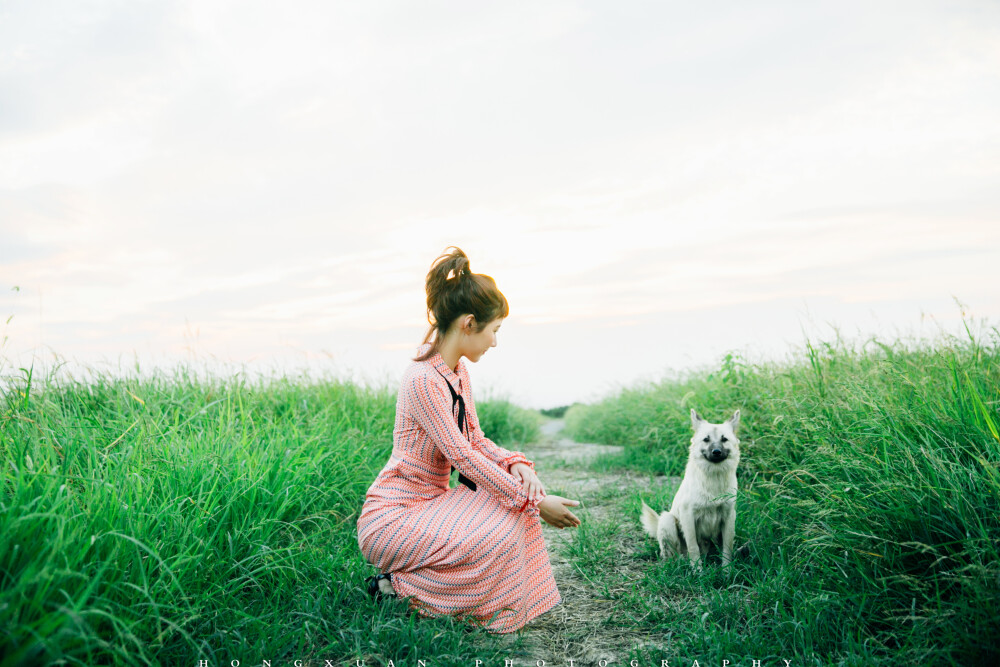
(464, 386, 534, 473)
(407, 373, 537, 513)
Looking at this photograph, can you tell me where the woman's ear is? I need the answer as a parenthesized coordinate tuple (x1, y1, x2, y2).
(462, 314, 476, 333)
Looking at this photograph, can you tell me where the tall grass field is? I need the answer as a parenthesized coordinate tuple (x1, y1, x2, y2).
(2, 322, 997, 666)
(564, 325, 999, 665)
(0, 367, 540, 665)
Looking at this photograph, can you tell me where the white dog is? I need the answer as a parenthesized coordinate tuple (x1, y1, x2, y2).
(641, 409, 741, 566)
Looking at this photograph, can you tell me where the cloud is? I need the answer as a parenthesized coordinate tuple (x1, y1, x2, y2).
(2, 1, 1000, 405)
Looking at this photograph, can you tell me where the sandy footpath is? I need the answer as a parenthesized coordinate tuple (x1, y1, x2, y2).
(496, 420, 680, 664)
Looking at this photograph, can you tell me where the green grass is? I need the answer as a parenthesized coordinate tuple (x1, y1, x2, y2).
(0, 366, 540, 666)
(475, 396, 542, 447)
(563, 326, 1000, 665)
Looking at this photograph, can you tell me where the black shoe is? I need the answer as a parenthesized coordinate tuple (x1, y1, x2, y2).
(365, 573, 393, 601)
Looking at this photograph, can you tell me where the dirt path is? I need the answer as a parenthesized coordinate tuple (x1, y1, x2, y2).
(495, 420, 678, 663)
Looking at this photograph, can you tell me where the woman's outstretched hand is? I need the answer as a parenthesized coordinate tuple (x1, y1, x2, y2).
(510, 462, 545, 503)
(538, 495, 581, 529)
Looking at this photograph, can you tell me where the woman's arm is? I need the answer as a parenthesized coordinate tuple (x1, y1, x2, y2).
(461, 368, 535, 472)
(407, 372, 539, 514)
(462, 373, 546, 502)
(467, 405, 534, 471)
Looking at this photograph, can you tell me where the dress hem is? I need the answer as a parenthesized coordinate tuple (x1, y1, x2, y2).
(407, 591, 562, 634)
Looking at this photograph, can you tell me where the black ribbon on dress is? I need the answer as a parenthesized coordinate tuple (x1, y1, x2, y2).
(436, 369, 477, 491)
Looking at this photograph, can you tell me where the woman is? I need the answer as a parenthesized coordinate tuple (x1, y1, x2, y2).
(356, 247, 581, 633)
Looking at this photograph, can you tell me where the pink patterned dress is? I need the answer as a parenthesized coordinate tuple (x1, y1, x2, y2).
(356, 347, 560, 633)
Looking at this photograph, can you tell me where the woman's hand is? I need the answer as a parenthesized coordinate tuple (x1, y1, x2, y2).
(538, 495, 581, 529)
(510, 462, 545, 503)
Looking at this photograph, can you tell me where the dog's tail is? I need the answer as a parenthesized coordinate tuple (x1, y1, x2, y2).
(640, 501, 661, 538)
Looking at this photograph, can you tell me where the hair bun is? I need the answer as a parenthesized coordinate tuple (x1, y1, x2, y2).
(442, 247, 470, 282)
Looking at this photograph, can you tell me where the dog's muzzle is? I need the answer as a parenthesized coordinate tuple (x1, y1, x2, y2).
(708, 448, 728, 462)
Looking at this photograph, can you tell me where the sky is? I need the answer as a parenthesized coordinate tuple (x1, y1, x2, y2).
(2, 0, 999, 408)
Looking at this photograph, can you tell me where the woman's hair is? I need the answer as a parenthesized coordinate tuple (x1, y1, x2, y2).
(415, 247, 509, 361)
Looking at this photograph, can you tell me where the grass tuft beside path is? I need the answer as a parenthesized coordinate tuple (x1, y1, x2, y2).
(563, 326, 1000, 665)
(0, 366, 539, 666)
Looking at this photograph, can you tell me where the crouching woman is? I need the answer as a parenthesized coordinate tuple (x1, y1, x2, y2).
(356, 247, 581, 633)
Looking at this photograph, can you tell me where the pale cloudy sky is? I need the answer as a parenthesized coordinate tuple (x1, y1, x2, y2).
(2, 1, 999, 408)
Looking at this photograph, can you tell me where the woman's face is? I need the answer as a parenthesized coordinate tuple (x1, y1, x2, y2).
(463, 317, 503, 363)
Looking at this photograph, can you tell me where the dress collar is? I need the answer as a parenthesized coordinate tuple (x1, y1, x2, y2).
(418, 343, 463, 392)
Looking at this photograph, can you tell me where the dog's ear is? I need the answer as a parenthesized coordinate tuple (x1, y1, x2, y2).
(727, 409, 741, 431)
(690, 408, 703, 429)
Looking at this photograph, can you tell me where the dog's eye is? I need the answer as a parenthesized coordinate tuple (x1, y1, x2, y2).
(702, 436, 710, 443)
(720, 436, 728, 443)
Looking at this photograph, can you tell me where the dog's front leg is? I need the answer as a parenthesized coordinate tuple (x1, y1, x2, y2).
(676, 512, 702, 569)
(721, 503, 736, 566)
